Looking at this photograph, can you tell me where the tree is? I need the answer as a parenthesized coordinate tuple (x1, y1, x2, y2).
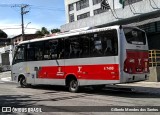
(41, 27, 50, 35)
(0, 29, 8, 38)
(35, 30, 43, 36)
(35, 27, 50, 36)
(51, 28, 60, 34)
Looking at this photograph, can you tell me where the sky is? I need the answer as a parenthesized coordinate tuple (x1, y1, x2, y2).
(0, 0, 65, 37)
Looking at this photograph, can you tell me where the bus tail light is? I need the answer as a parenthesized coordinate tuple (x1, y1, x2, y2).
(124, 67, 128, 72)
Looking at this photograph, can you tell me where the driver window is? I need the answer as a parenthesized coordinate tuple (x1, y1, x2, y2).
(13, 45, 25, 64)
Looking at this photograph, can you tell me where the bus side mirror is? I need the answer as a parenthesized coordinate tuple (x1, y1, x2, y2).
(119, 25, 122, 29)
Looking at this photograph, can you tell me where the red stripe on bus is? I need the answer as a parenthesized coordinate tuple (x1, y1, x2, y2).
(37, 64, 120, 80)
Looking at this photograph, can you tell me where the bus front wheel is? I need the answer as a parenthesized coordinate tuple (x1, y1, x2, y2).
(19, 76, 27, 88)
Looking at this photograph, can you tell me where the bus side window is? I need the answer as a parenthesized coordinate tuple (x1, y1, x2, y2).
(48, 40, 58, 60)
(69, 37, 81, 58)
(57, 39, 64, 59)
(90, 34, 103, 57)
(101, 30, 118, 56)
(64, 39, 71, 59)
(35, 48, 43, 60)
(26, 44, 35, 61)
(34, 42, 43, 61)
(81, 36, 90, 58)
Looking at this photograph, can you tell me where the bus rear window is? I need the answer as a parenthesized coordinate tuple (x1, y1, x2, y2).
(124, 28, 146, 45)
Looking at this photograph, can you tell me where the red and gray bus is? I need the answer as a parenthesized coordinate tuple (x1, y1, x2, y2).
(11, 25, 149, 92)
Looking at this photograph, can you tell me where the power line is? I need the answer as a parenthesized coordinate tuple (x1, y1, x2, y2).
(30, 7, 64, 11)
(0, 4, 22, 7)
(30, 5, 64, 11)
(0, 4, 64, 11)
(1, 27, 39, 30)
(0, 25, 21, 27)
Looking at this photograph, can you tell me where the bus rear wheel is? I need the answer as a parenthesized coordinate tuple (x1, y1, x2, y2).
(19, 77, 27, 88)
(68, 79, 79, 93)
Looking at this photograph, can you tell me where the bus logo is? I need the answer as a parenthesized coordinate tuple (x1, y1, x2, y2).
(138, 59, 141, 65)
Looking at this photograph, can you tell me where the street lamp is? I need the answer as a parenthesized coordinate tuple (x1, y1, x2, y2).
(24, 22, 31, 32)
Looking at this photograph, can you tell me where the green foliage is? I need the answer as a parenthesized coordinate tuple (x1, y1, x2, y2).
(51, 28, 60, 34)
(35, 27, 50, 36)
(41, 27, 50, 35)
(35, 27, 61, 37)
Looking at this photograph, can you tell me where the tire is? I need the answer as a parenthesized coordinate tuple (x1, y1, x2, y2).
(68, 79, 79, 93)
(19, 77, 27, 88)
(92, 85, 105, 91)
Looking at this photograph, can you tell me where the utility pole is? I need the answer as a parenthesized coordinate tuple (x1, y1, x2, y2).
(21, 4, 29, 41)
(113, 0, 115, 10)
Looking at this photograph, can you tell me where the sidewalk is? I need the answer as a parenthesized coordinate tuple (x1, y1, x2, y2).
(107, 82, 160, 95)
(0, 71, 11, 81)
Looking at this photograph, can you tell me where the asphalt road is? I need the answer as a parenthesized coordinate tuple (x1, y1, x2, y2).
(0, 81, 160, 115)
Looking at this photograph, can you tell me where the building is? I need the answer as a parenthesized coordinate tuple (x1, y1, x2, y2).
(0, 38, 11, 48)
(11, 34, 40, 45)
(61, 0, 160, 50)
(0, 34, 40, 72)
(0, 38, 12, 71)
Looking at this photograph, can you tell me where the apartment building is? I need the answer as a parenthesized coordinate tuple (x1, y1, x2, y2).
(61, 0, 160, 50)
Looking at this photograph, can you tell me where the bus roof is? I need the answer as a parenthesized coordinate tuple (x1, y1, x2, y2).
(18, 25, 121, 45)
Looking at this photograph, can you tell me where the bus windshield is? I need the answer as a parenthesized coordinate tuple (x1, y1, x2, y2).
(123, 28, 146, 45)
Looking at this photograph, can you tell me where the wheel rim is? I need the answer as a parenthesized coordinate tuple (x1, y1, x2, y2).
(21, 77, 27, 86)
(70, 80, 78, 91)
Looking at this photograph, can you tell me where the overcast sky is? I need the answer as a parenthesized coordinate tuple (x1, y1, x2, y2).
(0, 0, 65, 37)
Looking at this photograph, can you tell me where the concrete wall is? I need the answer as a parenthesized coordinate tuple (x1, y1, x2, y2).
(149, 67, 160, 82)
(0, 45, 13, 71)
(61, 0, 160, 32)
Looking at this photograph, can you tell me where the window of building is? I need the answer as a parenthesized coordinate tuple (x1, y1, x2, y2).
(76, 0, 89, 11)
(69, 14, 75, 22)
(124, 0, 143, 6)
(69, 3, 74, 11)
(93, 0, 102, 5)
(156, 21, 160, 32)
(139, 23, 156, 33)
(77, 12, 90, 20)
(94, 8, 106, 15)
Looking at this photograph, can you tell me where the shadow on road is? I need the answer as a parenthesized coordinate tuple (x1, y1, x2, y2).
(21, 85, 160, 98)
(0, 84, 160, 113)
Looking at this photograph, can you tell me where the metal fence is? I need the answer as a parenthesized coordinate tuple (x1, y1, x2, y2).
(149, 50, 160, 67)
